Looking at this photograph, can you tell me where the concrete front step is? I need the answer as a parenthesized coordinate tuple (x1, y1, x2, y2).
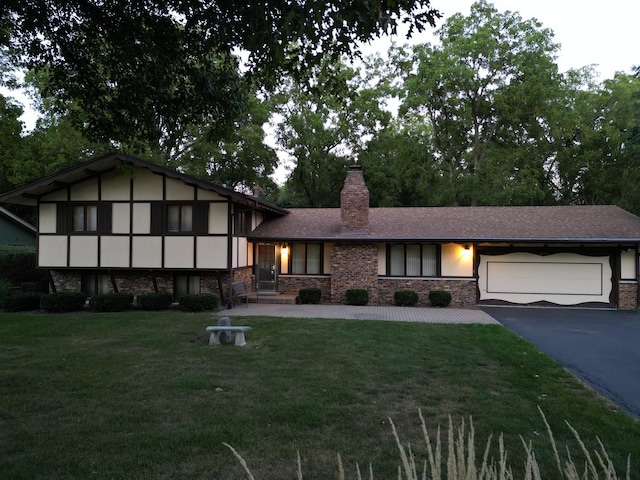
(247, 293, 297, 305)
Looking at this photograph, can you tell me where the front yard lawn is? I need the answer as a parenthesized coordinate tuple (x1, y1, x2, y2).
(1, 311, 638, 479)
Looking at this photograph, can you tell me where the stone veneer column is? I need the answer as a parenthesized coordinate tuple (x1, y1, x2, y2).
(331, 243, 378, 304)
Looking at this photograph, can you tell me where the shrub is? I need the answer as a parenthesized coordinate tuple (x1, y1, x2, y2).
(429, 290, 452, 307)
(179, 293, 219, 312)
(0, 246, 44, 285)
(137, 292, 173, 310)
(40, 292, 87, 313)
(3, 292, 44, 312)
(89, 293, 134, 312)
(0, 278, 11, 308)
(394, 290, 418, 307)
(299, 287, 322, 304)
(345, 289, 369, 306)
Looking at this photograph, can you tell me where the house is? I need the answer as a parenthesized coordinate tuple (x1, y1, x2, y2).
(0, 206, 36, 247)
(0, 153, 639, 309)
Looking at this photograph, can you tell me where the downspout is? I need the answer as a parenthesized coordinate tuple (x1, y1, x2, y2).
(636, 246, 640, 309)
(227, 201, 234, 308)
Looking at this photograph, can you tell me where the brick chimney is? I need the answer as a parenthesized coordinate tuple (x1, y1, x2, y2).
(340, 165, 369, 233)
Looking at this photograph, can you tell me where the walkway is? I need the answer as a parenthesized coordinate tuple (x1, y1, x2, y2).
(217, 303, 498, 324)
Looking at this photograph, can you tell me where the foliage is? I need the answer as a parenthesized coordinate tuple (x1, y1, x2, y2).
(4, 0, 439, 156)
(298, 287, 322, 304)
(345, 288, 369, 306)
(3, 292, 43, 312)
(178, 293, 219, 312)
(88, 293, 134, 313)
(274, 57, 391, 207)
(0, 246, 40, 284)
(396, 0, 564, 207)
(40, 292, 87, 313)
(429, 290, 452, 307)
(0, 278, 10, 307)
(136, 292, 173, 311)
(394, 290, 418, 307)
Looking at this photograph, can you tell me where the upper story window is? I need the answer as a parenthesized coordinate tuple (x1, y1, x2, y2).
(167, 205, 193, 232)
(150, 202, 208, 235)
(388, 244, 438, 277)
(290, 243, 322, 274)
(73, 205, 98, 232)
(57, 202, 111, 234)
(233, 209, 252, 236)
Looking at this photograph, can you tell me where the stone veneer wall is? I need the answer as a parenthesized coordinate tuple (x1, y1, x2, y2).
(331, 243, 378, 303)
(50, 271, 82, 292)
(278, 276, 332, 302)
(378, 278, 477, 308)
(619, 282, 638, 310)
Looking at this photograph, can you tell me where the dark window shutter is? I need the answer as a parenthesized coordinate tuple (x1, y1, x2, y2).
(150, 202, 164, 234)
(193, 202, 209, 234)
(98, 203, 112, 234)
(56, 203, 69, 234)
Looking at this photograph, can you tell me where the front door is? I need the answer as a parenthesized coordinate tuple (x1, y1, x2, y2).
(257, 244, 277, 291)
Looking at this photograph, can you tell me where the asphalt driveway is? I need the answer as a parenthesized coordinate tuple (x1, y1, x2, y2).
(482, 306, 640, 419)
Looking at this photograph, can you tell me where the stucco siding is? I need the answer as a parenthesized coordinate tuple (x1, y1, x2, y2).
(164, 237, 194, 268)
(70, 177, 99, 201)
(112, 203, 131, 234)
(132, 203, 151, 234)
(39, 236, 67, 267)
(69, 236, 99, 267)
(38, 203, 57, 233)
(209, 202, 228, 234)
(132, 169, 163, 200)
(132, 236, 162, 268)
(165, 177, 195, 200)
(100, 237, 130, 267)
(101, 170, 131, 200)
(441, 243, 474, 277)
(621, 249, 636, 280)
(197, 236, 228, 268)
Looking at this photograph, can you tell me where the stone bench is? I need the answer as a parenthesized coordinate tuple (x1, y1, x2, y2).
(206, 325, 252, 347)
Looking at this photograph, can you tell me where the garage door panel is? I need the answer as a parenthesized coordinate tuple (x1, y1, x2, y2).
(486, 261, 603, 296)
(479, 252, 612, 306)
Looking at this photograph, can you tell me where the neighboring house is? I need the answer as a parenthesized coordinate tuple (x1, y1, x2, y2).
(0, 206, 36, 247)
(0, 153, 639, 309)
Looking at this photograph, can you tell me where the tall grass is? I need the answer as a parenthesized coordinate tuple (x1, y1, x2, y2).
(229, 407, 631, 480)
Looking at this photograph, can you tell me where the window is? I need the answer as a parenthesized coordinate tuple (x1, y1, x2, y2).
(174, 275, 200, 299)
(290, 243, 322, 274)
(167, 205, 193, 232)
(388, 244, 438, 277)
(73, 205, 98, 232)
(81, 273, 111, 296)
(233, 209, 252, 236)
(57, 203, 111, 234)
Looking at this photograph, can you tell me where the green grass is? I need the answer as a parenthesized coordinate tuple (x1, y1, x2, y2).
(1, 311, 638, 479)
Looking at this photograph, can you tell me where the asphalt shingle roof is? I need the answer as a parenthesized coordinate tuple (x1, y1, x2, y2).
(249, 205, 640, 243)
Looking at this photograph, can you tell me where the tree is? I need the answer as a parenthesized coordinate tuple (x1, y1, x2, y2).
(4, 0, 440, 156)
(398, 0, 563, 206)
(274, 59, 391, 207)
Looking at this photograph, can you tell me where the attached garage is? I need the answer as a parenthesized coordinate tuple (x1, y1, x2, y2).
(478, 251, 613, 307)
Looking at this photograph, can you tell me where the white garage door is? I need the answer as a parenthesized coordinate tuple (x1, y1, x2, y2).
(478, 252, 612, 306)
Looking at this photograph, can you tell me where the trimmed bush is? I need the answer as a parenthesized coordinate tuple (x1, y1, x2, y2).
(0, 246, 44, 285)
(40, 292, 87, 313)
(0, 278, 11, 308)
(429, 290, 452, 307)
(299, 287, 322, 304)
(345, 289, 369, 306)
(394, 290, 418, 307)
(3, 292, 44, 312)
(179, 293, 219, 312)
(89, 293, 134, 312)
(137, 292, 173, 311)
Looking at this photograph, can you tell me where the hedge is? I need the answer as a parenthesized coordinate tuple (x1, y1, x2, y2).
(40, 292, 88, 313)
(3, 292, 44, 312)
(345, 289, 369, 306)
(179, 294, 219, 312)
(429, 290, 452, 307)
(394, 290, 419, 307)
(137, 292, 174, 310)
(89, 293, 134, 312)
(298, 287, 322, 304)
